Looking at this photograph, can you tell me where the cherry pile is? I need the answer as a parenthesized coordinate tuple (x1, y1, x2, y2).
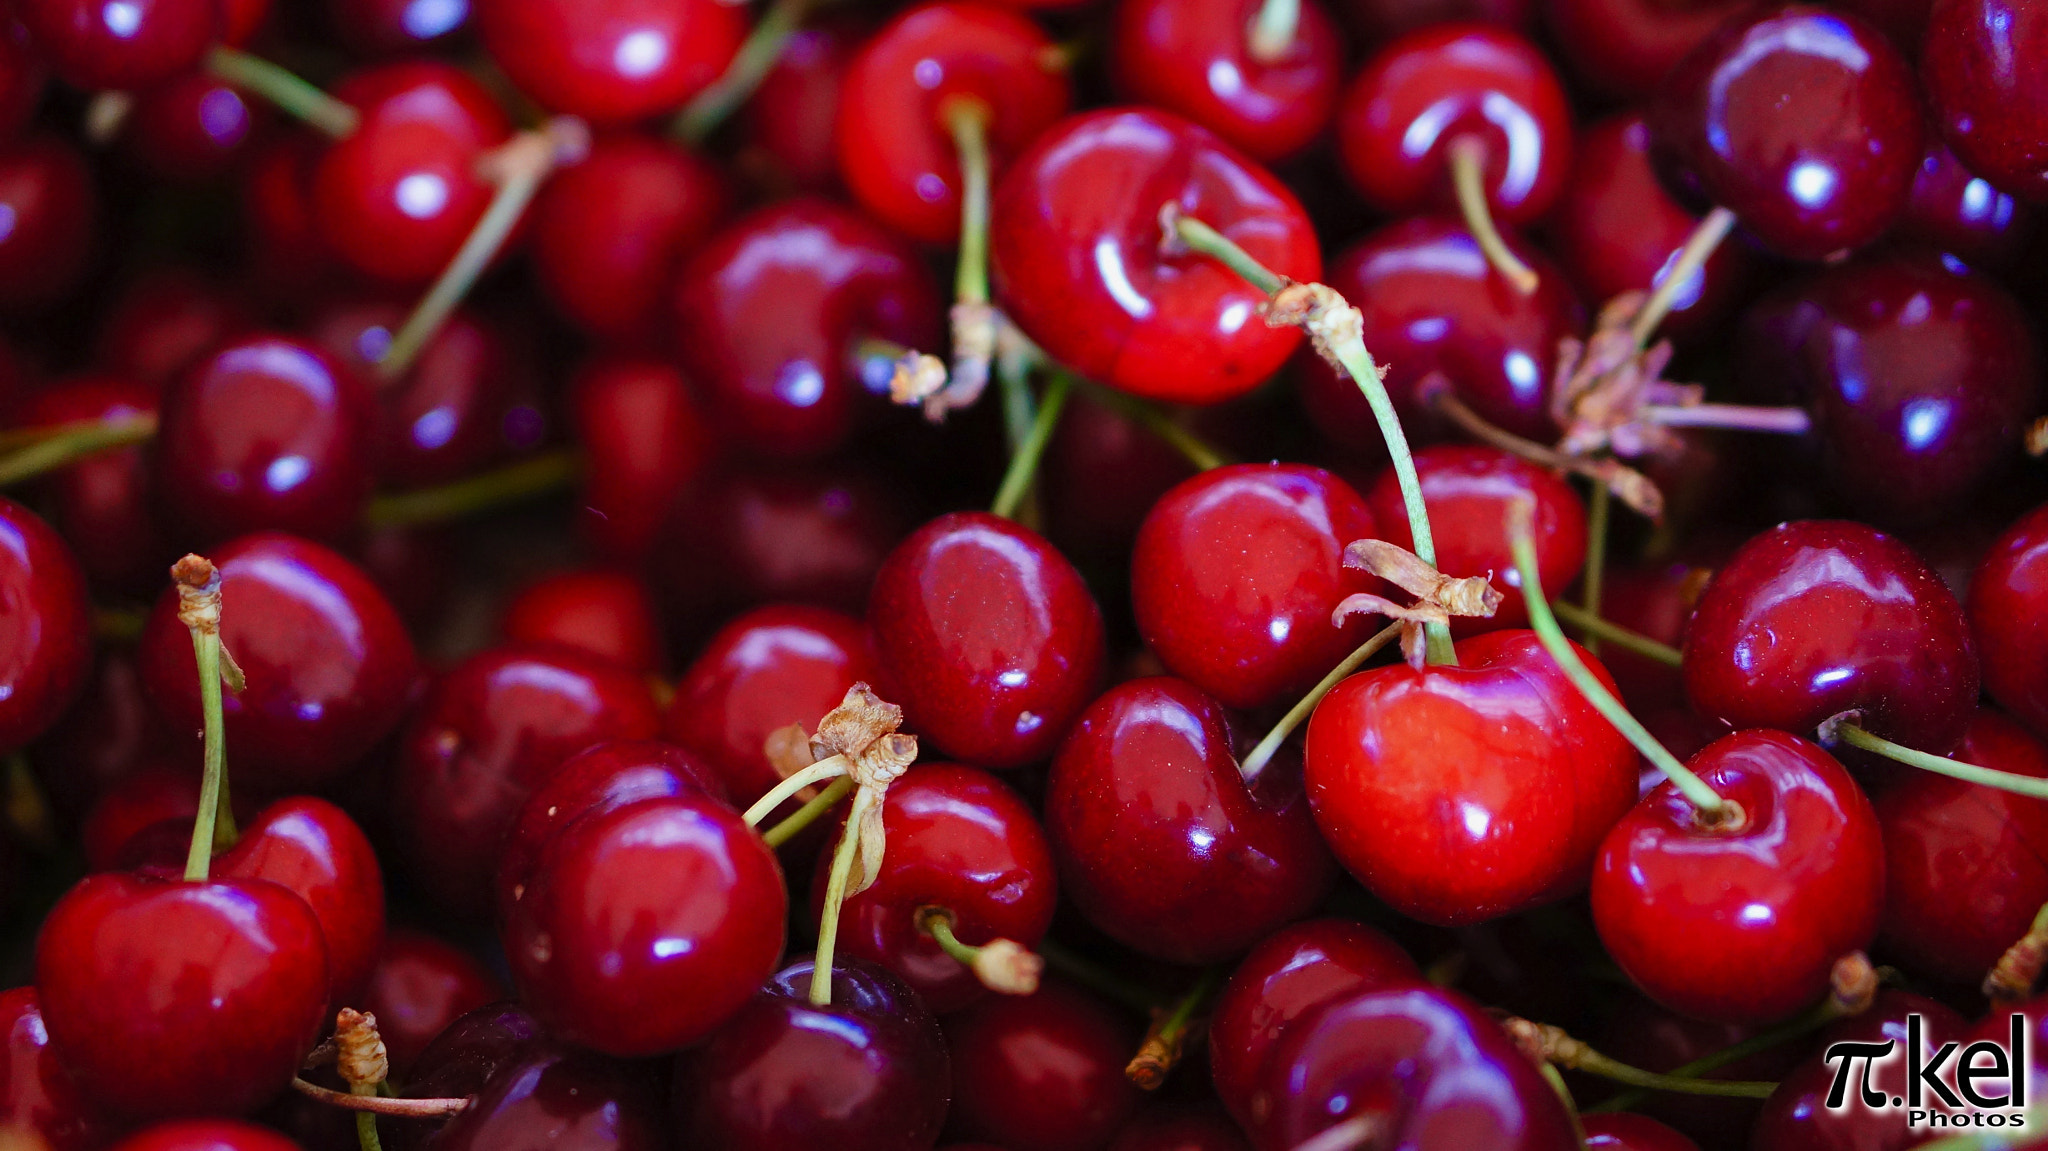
(0, 0, 2044, 1149)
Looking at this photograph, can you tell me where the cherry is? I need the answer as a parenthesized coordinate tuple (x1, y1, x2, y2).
(312, 61, 513, 285)
(675, 957, 951, 1151)
(1206, 917, 1421, 1129)
(501, 568, 664, 676)
(1972, 502, 2048, 737)
(1338, 0, 1531, 38)
(837, 1, 1071, 244)
(1046, 676, 1337, 963)
(14, 0, 216, 91)
(990, 107, 1320, 405)
(1581, 1114, 1700, 1151)
(79, 763, 213, 874)
(529, 133, 730, 341)
(10, 375, 166, 596)
(121, 71, 261, 184)
(1749, 990, 1969, 1149)
(476, 0, 744, 125)
(0, 987, 110, 1151)
(1903, 140, 2039, 267)
(387, 1001, 544, 1142)
(211, 797, 386, 1007)
(494, 738, 727, 900)
(814, 762, 1056, 1013)
(1109, 0, 1340, 164)
(219, 0, 267, 43)
(1298, 215, 1580, 449)
(156, 335, 376, 545)
(35, 872, 330, 1120)
(95, 267, 254, 388)
(869, 511, 1105, 769)
(1649, 5, 1923, 261)
(1247, 983, 1579, 1151)
(360, 929, 505, 1077)
(1129, 464, 1378, 709)
(0, 135, 98, 312)
(1683, 520, 1980, 760)
(1541, 0, 1743, 101)
(423, 1041, 669, 1151)
(1593, 729, 1884, 1024)
(1041, 389, 1200, 561)
(109, 1121, 306, 1151)
(740, 18, 858, 191)
(324, 0, 471, 56)
(1923, 0, 2048, 203)
(1363, 445, 1588, 637)
(393, 642, 661, 914)
(0, 496, 91, 755)
(670, 197, 942, 457)
(942, 978, 1143, 1151)
(1304, 628, 1638, 926)
(567, 356, 712, 565)
(1591, 990, 1807, 1148)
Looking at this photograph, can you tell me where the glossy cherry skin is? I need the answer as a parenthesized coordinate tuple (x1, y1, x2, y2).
(394, 643, 661, 914)
(361, 930, 505, 1076)
(385, 1001, 545, 1151)
(312, 62, 512, 285)
(424, 1042, 669, 1151)
(1683, 520, 1980, 758)
(1904, 140, 2039, 266)
(991, 107, 1319, 405)
(815, 763, 1056, 1012)
(501, 568, 664, 676)
(122, 70, 260, 185)
(1923, 0, 2048, 203)
(1593, 729, 1884, 1024)
(1650, 5, 1923, 261)
(670, 197, 942, 457)
(1110, 0, 1339, 163)
(1207, 917, 1421, 1129)
(0, 135, 97, 311)
(1973, 502, 2048, 736)
(1336, 24, 1573, 226)
(1364, 445, 1588, 636)
(676, 957, 950, 1151)
(110, 1120, 305, 1151)
(476, 0, 744, 124)
(1551, 113, 1752, 343)
(139, 532, 418, 790)
(942, 979, 1142, 1151)
(530, 133, 730, 341)
(1581, 1115, 1700, 1151)
(567, 356, 712, 565)
(156, 335, 375, 544)
(1749, 991, 1968, 1150)
(15, 0, 216, 90)
(837, 2, 1072, 244)
(870, 512, 1105, 769)
(0, 988, 109, 1151)
(1046, 676, 1337, 963)
(1541, 0, 1743, 101)
(1304, 629, 1638, 926)
(1247, 984, 1579, 1151)
(0, 496, 91, 754)
(1299, 216, 1579, 449)
(35, 873, 330, 1121)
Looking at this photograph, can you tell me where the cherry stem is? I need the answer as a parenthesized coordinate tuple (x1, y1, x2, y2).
(1581, 484, 1610, 655)
(1248, 0, 1301, 61)
(0, 414, 157, 488)
(175, 556, 239, 882)
(1548, 600, 1682, 668)
(916, 906, 1044, 995)
(1427, 379, 1588, 476)
(1126, 966, 1223, 1090)
(1171, 211, 1454, 666)
(809, 784, 880, 1007)
(1832, 722, 2048, 802)
(990, 372, 1071, 520)
(356, 1113, 381, 1151)
(206, 46, 360, 138)
(1509, 501, 1728, 817)
(1629, 206, 1735, 349)
(1288, 1114, 1387, 1151)
(1507, 1017, 1776, 1099)
(946, 96, 993, 309)
(1070, 377, 1230, 470)
(1446, 135, 1538, 295)
(1642, 402, 1811, 435)
(1240, 622, 1402, 783)
(1036, 938, 1163, 1014)
(742, 754, 850, 826)
(1985, 901, 2048, 1008)
(289, 1079, 470, 1118)
(761, 776, 854, 848)
(673, 0, 814, 144)
(919, 907, 986, 967)
(363, 450, 579, 529)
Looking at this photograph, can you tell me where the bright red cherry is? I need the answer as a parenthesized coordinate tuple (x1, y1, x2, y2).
(1650, 5, 1924, 261)
(35, 873, 330, 1121)
(1541, 0, 1743, 101)
(1593, 729, 1884, 1024)
(1107, 1106, 1250, 1151)
(1923, 0, 2048, 203)
(1110, 0, 1342, 162)
(869, 511, 1105, 769)
(110, 1120, 305, 1151)
(1903, 140, 2039, 266)
(208, 797, 386, 1007)
(0, 135, 98, 312)
(670, 197, 942, 457)
(15, 0, 217, 91)
(475, 0, 745, 124)
(942, 979, 1143, 1151)
(1304, 629, 1639, 926)
(1207, 917, 1420, 1129)
(1749, 991, 1968, 1150)
(360, 929, 505, 1077)
(138, 532, 418, 791)
(567, 356, 712, 565)
(0, 496, 92, 754)
(0, 987, 110, 1151)
(1972, 502, 2048, 737)
(501, 568, 664, 676)
(415, 1035, 669, 1151)
(1046, 676, 1337, 964)
(1683, 520, 1980, 759)
(990, 107, 1319, 406)
(837, 1, 1072, 244)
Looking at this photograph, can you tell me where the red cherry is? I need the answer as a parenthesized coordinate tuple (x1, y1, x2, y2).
(475, 0, 745, 124)
(1592, 990, 1807, 1147)
(218, 0, 266, 43)
(1683, 520, 1980, 760)
(110, 1120, 305, 1151)
(1596, 563, 1709, 714)
(94, 267, 254, 389)
(1130, 463, 1380, 710)
(237, 134, 340, 302)
(139, 533, 418, 791)
(214, 797, 386, 1006)
(837, 1, 1072, 244)
(387, 1001, 543, 1130)
(322, 0, 470, 56)
(1923, 0, 2048, 203)
(869, 511, 1105, 769)
(1592, 729, 1884, 1024)
(740, 19, 858, 191)
(990, 107, 1319, 406)
(567, 356, 712, 565)
(14, 0, 217, 91)
(121, 71, 260, 184)
(0, 135, 98, 312)
(1206, 917, 1420, 1129)
(1581, 1114, 1701, 1151)
(501, 568, 664, 676)
(1046, 676, 1338, 964)
(1109, 0, 1342, 163)
(1540, 0, 1741, 102)
(413, 1034, 669, 1151)
(1903, 139, 2040, 266)
(0, 496, 91, 755)
(1972, 502, 2048, 737)
(1749, 990, 1968, 1149)
(0, 987, 111, 1151)
(942, 979, 1143, 1151)
(13, 375, 164, 595)
(359, 929, 505, 1077)
(35, 873, 330, 1120)
(1304, 629, 1639, 926)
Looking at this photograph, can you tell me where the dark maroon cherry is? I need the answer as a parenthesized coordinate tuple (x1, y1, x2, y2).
(1683, 520, 1980, 758)
(121, 71, 260, 183)
(568, 356, 713, 565)
(1109, 0, 1341, 162)
(1972, 502, 2048, 737)
(0, 135, 97, 312)
(1107, 1106, 1251, 1151)
(14, 0, 216, 91)
(0, 987, 110, 1151)
(1749, 991, 1968, 1150)
(388, 1000, 544, 1149)
(14, 376, 167, 594)
(1922, 0, 2048, 204)
(870, 512, 1105, 770)
(361, 930, 505, 1077)
(0, 27, 46, 143)
(1593, 990, 1806, 1148)
(424, 1041, 669, 1151)
(324, 0, 470, 56)
(214, 797, 386, 1006)
(26, 646, 175, 825)
(94, 267, 254, 389)
(1042, 389, 1199, 561)
(110, 1120, 306, 1151)
(0, 496, 92, 754)
(1903, 140, 2039, 266)
(942, 979, 1142, 1151)
(675, 957, 950, 1151)
(475, 0, 746, 125)
(1581, 1115, 1701, 1151)
(501, 568, 664, 677)
(239, 133, 340, 303)
(79, 763, 211, 874)
(1541, 0, 1743, 101)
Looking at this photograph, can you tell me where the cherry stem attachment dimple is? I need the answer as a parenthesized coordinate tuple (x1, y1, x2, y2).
(810, 784, 879, 1007)
(1830, 722, 2048, 802)
(174, 555, 240, 882)
(673, 0, 815, 144)
(1069, 377, 1230, 471)
(289, 1078, 470, 1118)
(990, 372, 1071, 520)
(1509, 500, 1727, 817)
(1126, 967, 1223, 1090)
(1446, 136, 1538, 296)
(1548, 600, 1682, 668)
(761, 776, 854, 848)
(1629, 206, 1735, 349)
(0, 414, 157, 488)
(206, 46, 360, 138)
(743, 754, 850, 826)
(1248, 0, 1301, 61)
(1505, 1017, 1776, 1098)
(363, 450, 580, 528)
(1240, 622, 1402, 783)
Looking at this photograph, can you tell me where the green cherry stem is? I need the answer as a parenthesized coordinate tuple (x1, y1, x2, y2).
(206, 46, 360, 138)
(990, 371, 1071, 521)
(742, 755, 851, 826)
(1446, 136, 1538, 295)
(761, 776, 855, 848)
(363, 450, 580, 528)
(1581, 482, 1610, 655)
(673, 0, 815, 144)
(916, 906, 1043, 995)
(1830, 722, 2048, 801)
(1547, 600, 1683, 669)
(174, 555, 240, 882)
(1239, 622, 1402, 783)
(810, 785, 879, 1007)
(939, 93, 999, 416)
(0, 414, 158, 488)
(1125, 966, 1224, 1090)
